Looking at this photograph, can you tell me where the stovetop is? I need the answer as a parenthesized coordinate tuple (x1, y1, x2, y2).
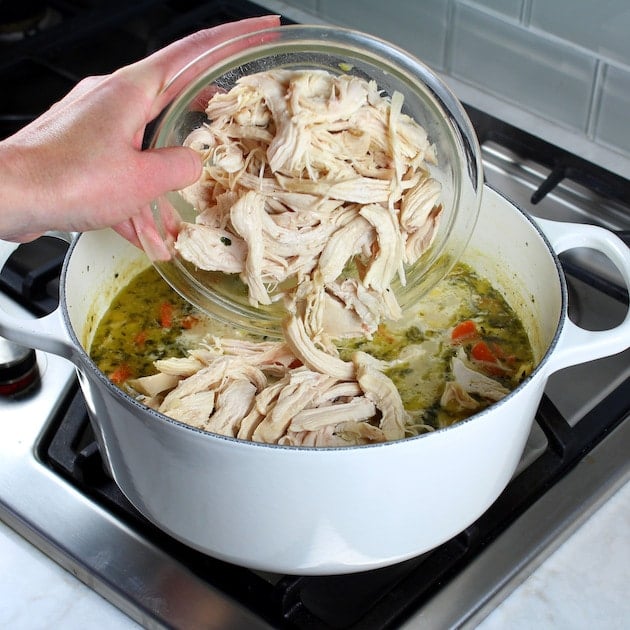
(1, 1, 629, 629)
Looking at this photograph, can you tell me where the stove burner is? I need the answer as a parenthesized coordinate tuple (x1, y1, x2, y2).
(0, 336, 39, 395)
(0, 236, 67, 316)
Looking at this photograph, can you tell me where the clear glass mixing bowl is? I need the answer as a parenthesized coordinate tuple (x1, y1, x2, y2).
(141, 25, 483, 337)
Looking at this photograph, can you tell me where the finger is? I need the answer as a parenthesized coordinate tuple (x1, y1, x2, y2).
(3, 232, 43, 244)
(113, 209, 171, 259)
(109, 147, 196, 251)
(121, 15, 280, 117)
(112, 219, 143, 248)
(130, 210, 174, 261)
(137, 145, 202, 197)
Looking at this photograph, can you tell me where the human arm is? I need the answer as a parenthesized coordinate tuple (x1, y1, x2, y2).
(0, 15, 280, 246)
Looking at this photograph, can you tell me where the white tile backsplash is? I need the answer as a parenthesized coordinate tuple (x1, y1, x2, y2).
(264, 0, 630, 167)
(280, 0, 318, 13)
(595, 64, 630, 155)
(465, 0, 524, 20)
(317, 0, 450, 69)
(530, 0, 630, 66)
(451, 4, 596, 131)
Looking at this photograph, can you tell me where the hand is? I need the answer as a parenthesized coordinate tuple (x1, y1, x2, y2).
(0, 15, 280, 246)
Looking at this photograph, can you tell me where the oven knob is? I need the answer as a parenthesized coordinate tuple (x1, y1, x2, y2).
(0, 337, 39, 396)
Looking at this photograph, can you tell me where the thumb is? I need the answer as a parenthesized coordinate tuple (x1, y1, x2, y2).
(139, 145, 202, 197)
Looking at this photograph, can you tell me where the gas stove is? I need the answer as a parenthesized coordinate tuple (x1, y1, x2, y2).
(1, 2, 629, 628)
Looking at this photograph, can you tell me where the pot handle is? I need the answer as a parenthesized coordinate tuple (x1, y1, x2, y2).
(535, 217, 630, 372)
(0, 235, 77, 361)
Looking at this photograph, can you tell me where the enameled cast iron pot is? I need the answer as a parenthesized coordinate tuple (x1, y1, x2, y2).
(1, 186, 629, 575)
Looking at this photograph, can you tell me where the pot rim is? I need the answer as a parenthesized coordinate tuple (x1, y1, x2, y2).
(61, 186, 567, 452)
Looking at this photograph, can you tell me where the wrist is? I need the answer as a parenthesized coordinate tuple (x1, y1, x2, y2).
(0, 139, 45, 241)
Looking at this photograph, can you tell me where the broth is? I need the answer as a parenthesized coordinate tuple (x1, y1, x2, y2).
(90, 263, 534, 439)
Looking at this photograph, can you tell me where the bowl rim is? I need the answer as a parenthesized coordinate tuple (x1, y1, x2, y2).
(142, 22, 484, 336)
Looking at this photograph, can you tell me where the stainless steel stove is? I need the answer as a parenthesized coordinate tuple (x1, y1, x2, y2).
(1, 2, 629, 628)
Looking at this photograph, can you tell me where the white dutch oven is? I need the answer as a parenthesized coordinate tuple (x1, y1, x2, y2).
(1, 186, 629, 575)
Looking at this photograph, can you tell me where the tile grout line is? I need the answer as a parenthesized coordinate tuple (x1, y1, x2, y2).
(520, 0, 532, 26)
(443, 0, 457, 75)
(586, 60, 605, 141)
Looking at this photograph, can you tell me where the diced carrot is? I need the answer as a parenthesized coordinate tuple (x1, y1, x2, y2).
(159, 301, 173, 328)
(471, 341, 498, 363)
(110, 364, 132, 385)
(181, 315, 199, 330)
(377, 323, 396, 344)
(471, 342, 509, 376)
(133, 330, 147, 346)
(451, 320, 478, 343)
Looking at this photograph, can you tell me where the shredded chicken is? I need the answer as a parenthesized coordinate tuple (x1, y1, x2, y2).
(122, 70, 519, 447)
(439, 350, 510, 413)
(129, 333, 428, 446)
(177, 68, 442, 339)
(449, 354, 510, 401)
(128, 315, 516, 447)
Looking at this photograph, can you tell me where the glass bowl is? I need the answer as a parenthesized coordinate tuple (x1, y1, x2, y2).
(141, 24, 483, 337)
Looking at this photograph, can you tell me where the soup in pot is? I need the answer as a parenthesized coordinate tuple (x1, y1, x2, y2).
(90, 262, 534, 447)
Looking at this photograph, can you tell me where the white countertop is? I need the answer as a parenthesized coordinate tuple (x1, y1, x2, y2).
(1, 480, 628, 629)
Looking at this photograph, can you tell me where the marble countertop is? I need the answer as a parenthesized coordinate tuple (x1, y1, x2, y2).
(1, 480, 628, 629)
